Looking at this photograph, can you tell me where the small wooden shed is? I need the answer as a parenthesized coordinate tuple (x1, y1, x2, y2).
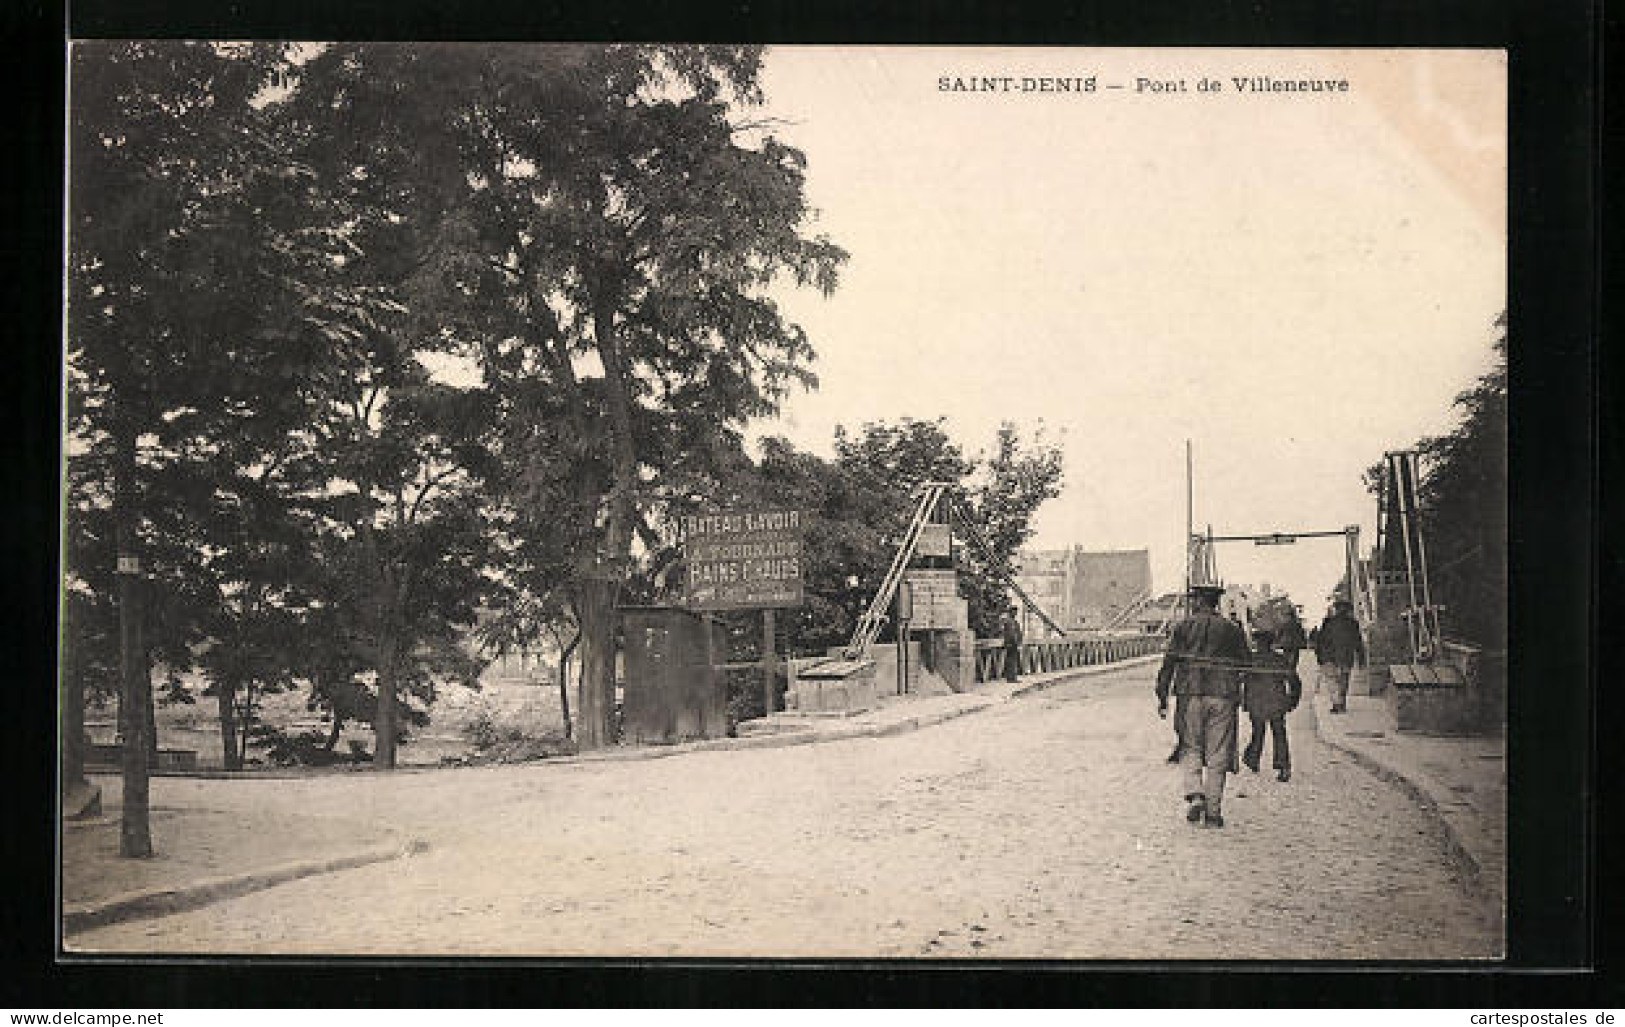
(620, 606, 729, 744)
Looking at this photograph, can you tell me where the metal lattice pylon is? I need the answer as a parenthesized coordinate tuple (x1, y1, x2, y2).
(841, 483, 1065, 660)
(1379, 450, 1445, 660)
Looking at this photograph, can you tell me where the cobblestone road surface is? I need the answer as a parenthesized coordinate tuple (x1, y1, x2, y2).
(70, 662, 1501, 958)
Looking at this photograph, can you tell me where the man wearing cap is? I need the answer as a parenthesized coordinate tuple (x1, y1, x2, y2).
(1314, 598, 1367, 714)
(1155, 583, 1251, 828)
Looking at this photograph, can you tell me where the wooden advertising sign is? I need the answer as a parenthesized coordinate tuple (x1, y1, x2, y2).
(916, 522, 951, 558)
(683, 509, 805, 610)
(900, 568, 968, 630)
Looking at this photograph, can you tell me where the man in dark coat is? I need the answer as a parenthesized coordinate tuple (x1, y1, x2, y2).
(1000, 605, 1024, 683)
(1314, 598, 1367, 713)
(1242, 628, 1303, 781)
(1276, 608, 1308, 672)
(1155, 584, 1250, 828)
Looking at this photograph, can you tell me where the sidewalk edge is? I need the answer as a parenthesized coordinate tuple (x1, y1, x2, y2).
(558, 654, 1165, 764)
(1009, 653, 1163, 699)
(1313, 713, 1497, 917)
(63, 838, 430, 937)
(90, 655, 1171, 780)
(59, 654, 1159, 937)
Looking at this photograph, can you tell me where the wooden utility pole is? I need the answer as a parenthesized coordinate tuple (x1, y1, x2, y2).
(1207, 524, 1216, 585)
(761, 609, 778, 715)
(1184, 439, 1193, 618)
(114, 426, 153, 858)
(895, 581, 911, 696)
(62, 655, 84, 791)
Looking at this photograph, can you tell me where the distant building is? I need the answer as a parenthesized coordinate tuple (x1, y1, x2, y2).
(1012, 548, 1074, 635)
(1074, 549, 1154, 627)
(1219, 582, 1272, 627)
(1013, 547, 1154, 633)
(1134, 592, 1186, 634)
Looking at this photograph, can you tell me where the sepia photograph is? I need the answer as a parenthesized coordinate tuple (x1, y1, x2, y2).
(60, 43, 1508, 959)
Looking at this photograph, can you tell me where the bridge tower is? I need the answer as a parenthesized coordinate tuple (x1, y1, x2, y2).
(1364, 450, 1439, 694)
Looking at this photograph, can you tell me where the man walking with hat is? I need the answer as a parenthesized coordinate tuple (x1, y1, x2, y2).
(1314, 598, 1367, 714)
(1155, 583, 1250, 828)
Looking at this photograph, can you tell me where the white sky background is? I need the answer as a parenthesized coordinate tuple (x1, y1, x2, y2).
(749, 47, 1507, 611)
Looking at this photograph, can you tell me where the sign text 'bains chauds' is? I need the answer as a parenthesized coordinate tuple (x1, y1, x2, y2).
(682, 510, 805, 611)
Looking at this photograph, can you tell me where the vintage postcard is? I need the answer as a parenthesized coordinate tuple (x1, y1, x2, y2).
(61, 44, 1506, 958)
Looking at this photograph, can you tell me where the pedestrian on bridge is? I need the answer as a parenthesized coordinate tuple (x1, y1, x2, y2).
(1155, 583, 1250, 828)
(1001, 605, 1024, 683)
(1314, 599, 1367, 714)
(1242, 628, 1302, 782)
(1277, 608, 1307, 672)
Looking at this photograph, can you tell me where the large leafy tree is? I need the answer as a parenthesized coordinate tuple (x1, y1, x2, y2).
(833, 419, 1064, 638)
(831, 418, 976, 636)
(66, 40, 338, 853)
(751, 436, 889, 655)
(262, 44, 501, 769)
(440, 44, 847, 747)
(1415, 318, 1507, 649)
(65, 45, 850, 794)
(960, 423, 1067, 636)
(712, 419, 1064, 665)
(182, 447, 324, 771)
(1363, 315, 1506, 650)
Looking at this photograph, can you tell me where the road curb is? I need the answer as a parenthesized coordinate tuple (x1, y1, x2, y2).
(63, 838, 430, 936)
(1312, 710, 1496, 916)
(86, 655, 1173, 781)
(609, 653, 1164, 757)
(60, 654, 1160, 937)
(1009, 653, 1163, 699)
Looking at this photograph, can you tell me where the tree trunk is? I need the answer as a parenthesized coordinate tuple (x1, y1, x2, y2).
(63, 663, 85, 788)
(146, 673, 160, 768)
(375, 629, 399, 769)
(575, 580, 617, 748)
(573, 302, 640, 751)
(114, 426, 153, 858)
(324, 712, 344, 753)
(235, 686, 255, 769)
(217, 682, 239, 771)
(558, 630, 578, 741)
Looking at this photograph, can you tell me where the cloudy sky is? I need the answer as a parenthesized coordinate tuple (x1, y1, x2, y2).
(749, 46, 1506, 610)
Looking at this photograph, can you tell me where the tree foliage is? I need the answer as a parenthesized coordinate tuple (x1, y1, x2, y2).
(68, 41, 320, 848)
(734, 419, 1063, 653)
(1416, 319, 1507, 649)
(959, 423, 1067, 636)
(63, 39, 851, 814)
(1365, 315, 1506, 649)
(427, 44, 848, 746)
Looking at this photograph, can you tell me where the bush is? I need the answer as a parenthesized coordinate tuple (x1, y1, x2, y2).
(248, 723, 372, 767)
(463, 710, 501, 750)
(253, 726, 345, 767)
(724, 666, 787, 730)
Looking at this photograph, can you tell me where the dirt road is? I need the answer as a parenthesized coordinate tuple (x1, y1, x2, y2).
(69, 661, 1501, 958)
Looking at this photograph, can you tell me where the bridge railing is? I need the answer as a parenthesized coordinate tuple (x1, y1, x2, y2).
(972, 633, 1166, 684)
